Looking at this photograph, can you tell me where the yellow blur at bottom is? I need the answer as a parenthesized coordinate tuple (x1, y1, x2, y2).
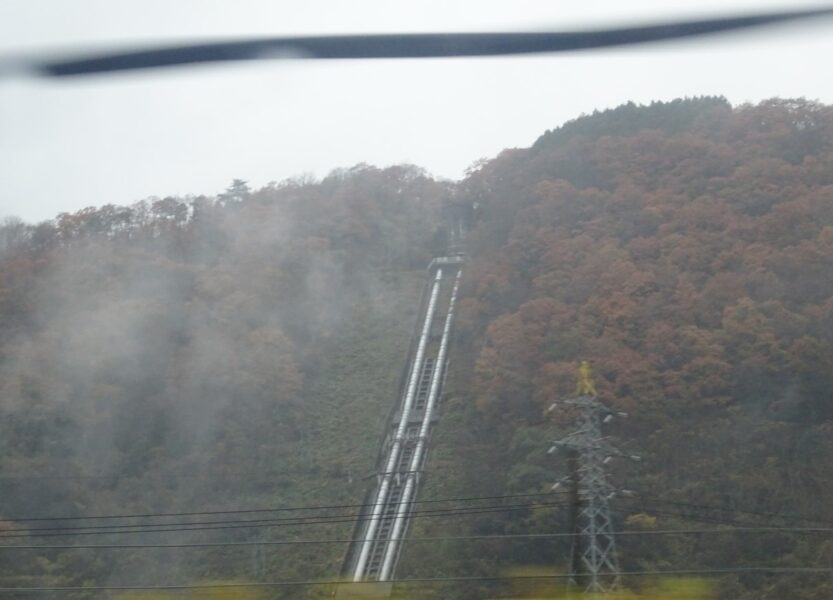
(117, 586, 263, 600)
(113, 574, 714, 600)
(481, 567, 715, 600)
(333, 582, 394, 598)
(495, 579, 715, 600)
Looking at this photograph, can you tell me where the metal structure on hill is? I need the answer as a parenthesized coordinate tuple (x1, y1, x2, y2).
(549, 364, 639, 594)
(339, 202, 470, 587)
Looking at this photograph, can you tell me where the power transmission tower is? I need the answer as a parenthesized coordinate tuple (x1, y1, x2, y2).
(548, 367, 638, 594)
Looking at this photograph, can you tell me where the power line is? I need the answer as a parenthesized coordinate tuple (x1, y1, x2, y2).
(0, 496, 812, 540)
(635, 494, 833, 527)
(0, 474, 279, 481)
(0, 500, 571, 539)
(7, 469, 821, 520)
(0, 498, 566, 533)
(610, 501, 778, 529)
(3, 526, 833, 550)
(0, 490, 563, 523)
(611, 498, 831, 530)
(8, 492, 833, 537)
(7, 488, 826, 529)
(0, 465, 426, 483)
(1, 567, 832, 592)
(2, 494, 815, 540)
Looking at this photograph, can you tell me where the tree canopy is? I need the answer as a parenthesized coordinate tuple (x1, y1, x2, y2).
(2, 99, 833, 598)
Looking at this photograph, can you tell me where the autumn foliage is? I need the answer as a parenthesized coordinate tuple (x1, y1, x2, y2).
(439, 97, 833, 599)
(2, 98, 833, 598)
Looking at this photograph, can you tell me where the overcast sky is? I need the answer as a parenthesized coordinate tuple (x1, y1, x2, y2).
(1, 1, 832, 222)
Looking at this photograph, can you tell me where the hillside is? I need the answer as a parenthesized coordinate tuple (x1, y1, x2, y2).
(0, 165, 446, 596)
(402, 97, 833, 600)
(1, 98, 833, 599)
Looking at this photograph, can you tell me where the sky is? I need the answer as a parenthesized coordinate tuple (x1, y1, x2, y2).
(1, 1, 832, 223)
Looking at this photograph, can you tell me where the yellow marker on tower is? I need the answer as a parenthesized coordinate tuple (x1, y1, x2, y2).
(575, 360, 598, 397)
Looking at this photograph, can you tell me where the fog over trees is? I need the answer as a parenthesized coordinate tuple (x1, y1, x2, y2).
(1, 97, 833, 599)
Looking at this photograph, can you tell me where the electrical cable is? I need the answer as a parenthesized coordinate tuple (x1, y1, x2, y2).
(0, 501, 562, 536)
(3, 526, 833, 550)
(0, 490, 564, 523)
(1, 494, 818, 539)
(634, 493, 833, 527)
(610, 501, 782, 529)
(1, 567, 832, 592)
(611, 498, 831, 530)
(0, 500, 571, 539)
(3, 491, 822, 540)
(6, 488, 828, 529)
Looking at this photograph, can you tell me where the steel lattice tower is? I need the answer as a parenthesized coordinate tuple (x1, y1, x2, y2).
(549, 394, 637, 594)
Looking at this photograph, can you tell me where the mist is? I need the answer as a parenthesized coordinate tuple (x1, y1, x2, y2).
(0, 166, 446, 587)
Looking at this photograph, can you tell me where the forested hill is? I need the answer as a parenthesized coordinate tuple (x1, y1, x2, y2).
(0, 165, 450, 592)
(1, 98, 833, 599)
(406, 97, 833, 600)
(459, 97, 833, 424)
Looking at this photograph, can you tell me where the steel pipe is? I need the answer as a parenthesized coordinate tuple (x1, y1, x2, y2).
(378, 270, 461, 580)
(351, 268, 444, 581)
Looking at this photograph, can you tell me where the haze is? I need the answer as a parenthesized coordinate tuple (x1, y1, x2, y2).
(1, 0, 832, 222)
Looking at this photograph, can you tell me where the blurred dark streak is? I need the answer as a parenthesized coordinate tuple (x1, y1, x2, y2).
(19, 7, 833, 78)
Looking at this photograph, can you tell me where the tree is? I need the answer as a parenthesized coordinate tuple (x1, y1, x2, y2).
(218, 178, 251, 205)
